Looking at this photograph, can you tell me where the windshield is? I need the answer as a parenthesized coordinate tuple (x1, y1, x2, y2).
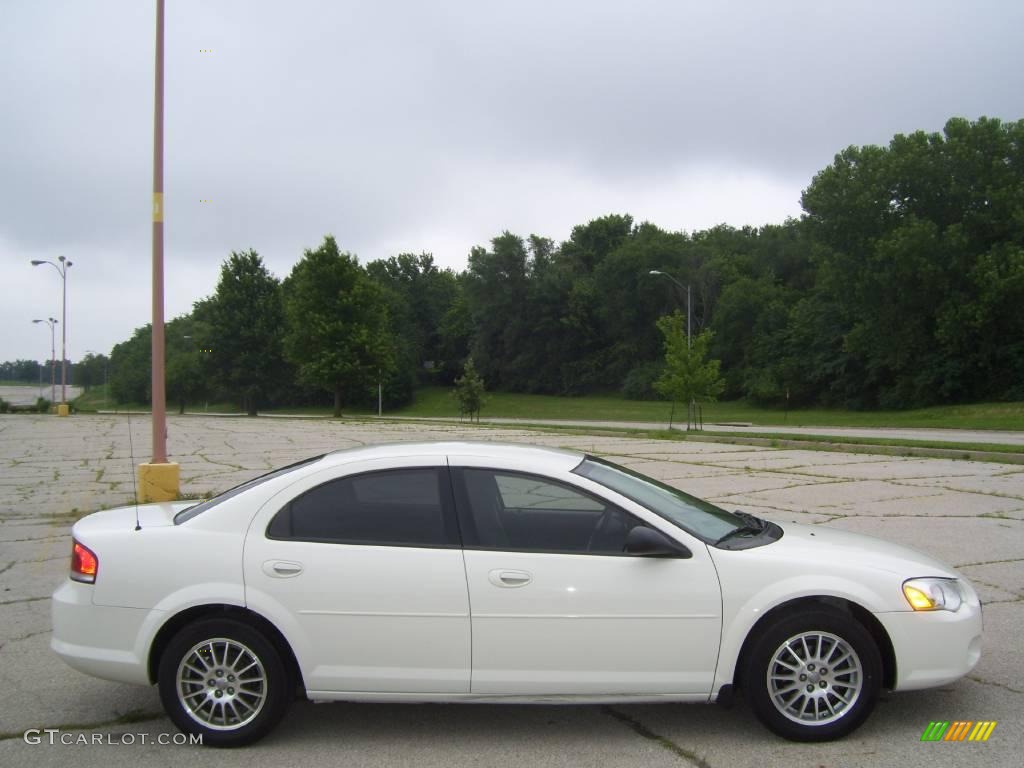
(573, 456, 743, 542)
(174, 454, 326, 524)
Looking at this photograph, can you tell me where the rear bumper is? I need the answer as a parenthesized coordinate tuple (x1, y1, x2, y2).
(875, 599, 983, 691)
(50, 579, 158, 686)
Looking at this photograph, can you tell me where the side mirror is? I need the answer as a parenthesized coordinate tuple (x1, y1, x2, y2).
(623, 526, 691, 558)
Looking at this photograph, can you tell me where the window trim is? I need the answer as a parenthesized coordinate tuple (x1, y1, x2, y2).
(265, 466, 462, 549)
(449, 466, 654, 557)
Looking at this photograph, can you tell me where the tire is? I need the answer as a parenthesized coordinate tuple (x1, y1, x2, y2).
(158, 618, 291, 747)
(743, 608, 881, 742)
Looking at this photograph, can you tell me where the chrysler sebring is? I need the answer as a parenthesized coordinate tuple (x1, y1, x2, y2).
(51, 442, 982, 746)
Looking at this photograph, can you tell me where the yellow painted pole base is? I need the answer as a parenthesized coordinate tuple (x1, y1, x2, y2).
(138, 462, 181, 502)
(57, 404, 70, 417)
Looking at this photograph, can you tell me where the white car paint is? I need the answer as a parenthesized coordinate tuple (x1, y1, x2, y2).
(51, 441, 982, 718)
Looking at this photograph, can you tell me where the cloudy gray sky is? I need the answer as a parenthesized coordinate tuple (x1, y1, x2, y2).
(2, 0, 1022, 363)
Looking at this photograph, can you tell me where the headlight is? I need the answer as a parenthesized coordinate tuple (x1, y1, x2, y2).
(903, 578, 963, 611)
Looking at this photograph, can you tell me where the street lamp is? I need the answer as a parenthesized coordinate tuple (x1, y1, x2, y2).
(648, 270, 690, 348)
(31, 318, 58, 405)
(31, 256, 72, 405)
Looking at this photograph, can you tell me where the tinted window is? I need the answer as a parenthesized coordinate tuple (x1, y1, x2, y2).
(456, 469, 641, 554)
(175, 454, 326, 524)
(573, 456, 742, 542)
(268, 468, 455, 547)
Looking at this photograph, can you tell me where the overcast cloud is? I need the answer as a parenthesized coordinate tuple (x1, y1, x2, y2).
(2, 0, 1022, 362)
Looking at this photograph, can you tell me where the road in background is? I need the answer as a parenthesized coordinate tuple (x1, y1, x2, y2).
(0, 384, 83, 406)
(381, 415, 1024, 447)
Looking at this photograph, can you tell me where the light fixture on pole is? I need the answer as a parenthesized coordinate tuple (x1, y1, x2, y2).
(32, 317, 58, 405)
(30, 258, 72, 406)
(648, 270, 691, 348)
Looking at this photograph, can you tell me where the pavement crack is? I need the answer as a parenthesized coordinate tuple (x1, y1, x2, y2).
(0, 628, 50, 652)
(0, 595, 50, 607)
(602, 706, 713, 767)
(0, 534, 67, 543)
(955, 557, 1024, 568)
(967, 675, 1024, 695)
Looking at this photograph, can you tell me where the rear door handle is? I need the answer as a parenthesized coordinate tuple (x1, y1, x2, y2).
(263, 560, 303, 578)
(488, 569, 532, 588)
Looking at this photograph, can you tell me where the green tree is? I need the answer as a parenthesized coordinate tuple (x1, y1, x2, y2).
(464, 232, 531, 388)
(453, 356, 486, 422)
(282, 236, 395, 417)
(74, 352, 109, 392)
(208, 250, 286, 415)
(108, 324, 151, 404)
(165, 312, 213, 414)
(654, 313, 724, 429)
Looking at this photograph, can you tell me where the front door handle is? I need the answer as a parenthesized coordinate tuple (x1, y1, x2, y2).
(488, 569, 532, 588)
(263, 560, 303, 578)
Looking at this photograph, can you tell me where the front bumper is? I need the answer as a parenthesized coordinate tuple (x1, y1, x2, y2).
(50, 579, 158, 686)
(875, 597, 983, 691)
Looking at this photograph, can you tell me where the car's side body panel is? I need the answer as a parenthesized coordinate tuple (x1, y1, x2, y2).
(242, 456, 472, 694)
(447, 453, 724, 696)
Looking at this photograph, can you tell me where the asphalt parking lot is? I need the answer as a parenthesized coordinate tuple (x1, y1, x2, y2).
(1, 414, 1021, 767)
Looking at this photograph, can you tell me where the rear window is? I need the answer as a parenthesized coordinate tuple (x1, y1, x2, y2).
(174, 454, 326, 524)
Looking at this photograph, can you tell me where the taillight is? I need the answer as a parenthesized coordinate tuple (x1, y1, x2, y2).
(70, 539, 98, 583)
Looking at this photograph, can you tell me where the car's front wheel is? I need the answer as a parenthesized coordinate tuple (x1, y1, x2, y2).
(158, 618, 291, 747)
(743, 608, 882, 741)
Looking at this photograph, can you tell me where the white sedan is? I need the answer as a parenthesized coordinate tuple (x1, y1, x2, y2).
(51, 442, 982, 746)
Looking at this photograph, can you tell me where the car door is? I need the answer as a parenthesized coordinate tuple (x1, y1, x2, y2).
(451, 465, 722, 696)
(244, 458, 471, 694)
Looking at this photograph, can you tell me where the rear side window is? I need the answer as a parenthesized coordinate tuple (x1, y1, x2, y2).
(175, 454, 326, 524)
(267, 468, 457, 547)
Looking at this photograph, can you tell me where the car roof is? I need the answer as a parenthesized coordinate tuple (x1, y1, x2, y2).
(319, 440, 585, 472)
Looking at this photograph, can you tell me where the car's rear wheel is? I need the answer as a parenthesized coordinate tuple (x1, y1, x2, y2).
(158, 618, 291, 747)
(743, 608, 881, 741)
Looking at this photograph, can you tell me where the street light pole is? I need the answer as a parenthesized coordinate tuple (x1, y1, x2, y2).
(30, 259, 72, 403)
(648, 269, 699, 430)
(135, 0, 180, 503)
(648, 270, 691, 348)
(151, 0, 168, 464)
(32, 317, 58, 405)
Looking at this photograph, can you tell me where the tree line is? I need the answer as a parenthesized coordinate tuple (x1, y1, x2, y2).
(8, 116, 1018, 415)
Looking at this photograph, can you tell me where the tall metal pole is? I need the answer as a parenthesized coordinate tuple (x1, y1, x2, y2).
(32, 318, 57, 404)
(49, 319, 56, 405)
(49, 319, 56, 404)
(59, 257, 68, 403)
(151, 0, 168, 463)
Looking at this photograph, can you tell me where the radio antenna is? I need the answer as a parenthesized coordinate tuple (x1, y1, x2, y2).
(127, 407, 141, 531)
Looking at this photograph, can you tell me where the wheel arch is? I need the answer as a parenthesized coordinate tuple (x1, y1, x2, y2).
(731, 596, 896, 692)
(147, 603, 305, 694)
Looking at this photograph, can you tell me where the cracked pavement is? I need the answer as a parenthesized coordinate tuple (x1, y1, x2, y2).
(1, 414, 1022, 766)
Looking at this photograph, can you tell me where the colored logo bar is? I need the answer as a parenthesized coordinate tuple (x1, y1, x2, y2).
(921, 721, 997, 742)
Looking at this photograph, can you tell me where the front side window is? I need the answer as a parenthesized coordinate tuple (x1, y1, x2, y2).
(455, 468, 642, 554)
(573, 456, 743, 542)
(267, 468, 456, 547)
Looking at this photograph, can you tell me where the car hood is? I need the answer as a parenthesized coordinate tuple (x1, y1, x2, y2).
(761, 520, 960, 579)
(73, 501, 195, 535)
